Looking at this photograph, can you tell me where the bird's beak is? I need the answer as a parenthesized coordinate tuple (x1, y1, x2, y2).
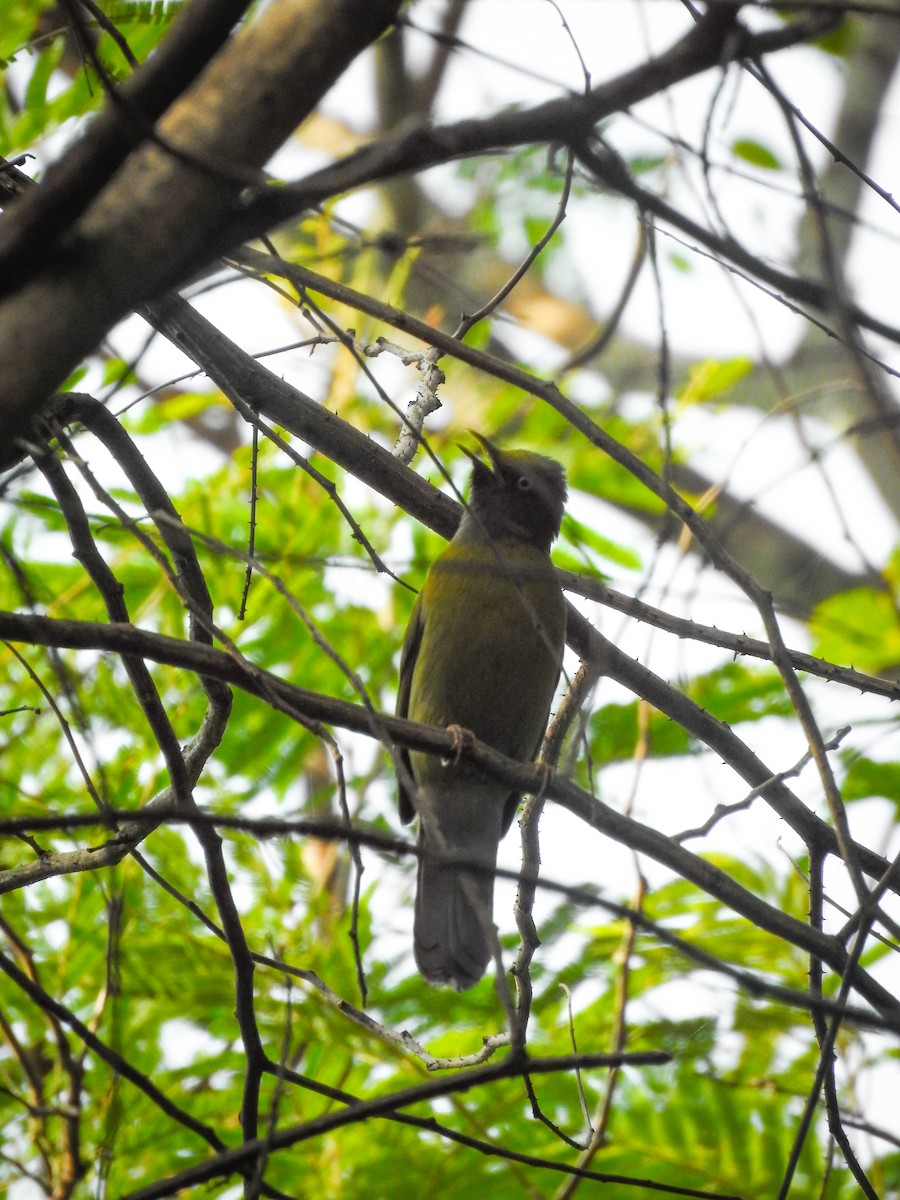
(459, 431, 502, 474)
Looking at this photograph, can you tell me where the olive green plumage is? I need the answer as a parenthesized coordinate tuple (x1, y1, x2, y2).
(397, 437, 567, 989)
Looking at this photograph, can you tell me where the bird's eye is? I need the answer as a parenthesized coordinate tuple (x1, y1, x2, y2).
(517, 475, 532, 492)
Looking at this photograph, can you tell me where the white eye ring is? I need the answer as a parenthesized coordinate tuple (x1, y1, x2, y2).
(517, 475, 532, 491)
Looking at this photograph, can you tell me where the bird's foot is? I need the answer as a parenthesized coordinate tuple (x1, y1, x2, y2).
(443, 723, 475, 766)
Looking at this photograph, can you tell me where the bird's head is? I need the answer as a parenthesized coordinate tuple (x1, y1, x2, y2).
(460, 434, 567, 552)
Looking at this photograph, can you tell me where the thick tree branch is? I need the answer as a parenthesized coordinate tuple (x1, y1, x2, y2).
(0, 0, 257, 276)
(230, 5, 830, 237)
(0, 0, 403, 466)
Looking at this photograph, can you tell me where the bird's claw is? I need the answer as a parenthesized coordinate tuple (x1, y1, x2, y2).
(443, 723, 475, 766)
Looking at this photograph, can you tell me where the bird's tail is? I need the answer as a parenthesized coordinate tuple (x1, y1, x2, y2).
(413, 786, 505, 990)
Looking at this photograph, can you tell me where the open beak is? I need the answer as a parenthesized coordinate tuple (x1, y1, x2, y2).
(458, 431, 501, 472)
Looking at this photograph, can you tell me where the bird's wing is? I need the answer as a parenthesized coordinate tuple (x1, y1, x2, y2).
(396, 591, 424, 825)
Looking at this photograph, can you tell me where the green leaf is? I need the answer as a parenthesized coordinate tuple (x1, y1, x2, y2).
(101, 356, 138, 388)
(588, 696, 691, 764)
(810, 586, 900, 674)
(23, 37, 62, 115)
(678, 356, 753, 406)
(125, 391, 221, 433)
(629, 154, 667, 175)
(814, 18, 857, 57)
(523, 214, 549, 246)
(559, 512, 642, 572)
(689, 661, 792, 726)
(0, 1, 54, 66)
(842, 755, 900, 808)
(731, 138, 782, 170)
(588, 662, 790, 765)
(59, 363, 88, 391)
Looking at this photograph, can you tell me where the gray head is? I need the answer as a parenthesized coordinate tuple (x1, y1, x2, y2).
(461, 435, 567, 553)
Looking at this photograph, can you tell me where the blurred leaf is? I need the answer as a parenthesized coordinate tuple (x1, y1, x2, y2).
(810, 587, 900, 673)
(0, 2, 56, 66)
(125, 390, 222, 434)
(101, 356, 139, 388)
(21, 36, 63, 129)
(678, 356, 753, 406)
(841, 755, 900, 808)
(731, 138, 782, 170)
(814, 17, 857, 57)
(629, 154, 667, 175)
(559, 512, 642, 573)
(588, 695, 691, 763)
(59, 363, 88, 391)
(588, 662, 790, 764)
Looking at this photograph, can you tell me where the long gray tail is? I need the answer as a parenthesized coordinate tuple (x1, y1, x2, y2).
(413, 800, 503, 990)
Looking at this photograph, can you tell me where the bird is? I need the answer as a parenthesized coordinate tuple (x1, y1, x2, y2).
(396, 435, 567, 989)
